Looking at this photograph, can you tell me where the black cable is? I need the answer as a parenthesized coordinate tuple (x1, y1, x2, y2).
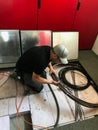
(51, 73, 98, 108)
(47, 83, 60, 128)
(59, 67, 90, 90)
(54, 62, 98, 92)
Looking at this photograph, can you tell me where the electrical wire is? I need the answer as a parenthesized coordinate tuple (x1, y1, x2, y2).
(47, 83, 60, 128)
(59, 67, 90, 90)
(15, 78, 24, 130)
(51, 73, 98, 108)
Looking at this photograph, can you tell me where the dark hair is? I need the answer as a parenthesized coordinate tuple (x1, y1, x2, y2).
(51, 47, 56, 54)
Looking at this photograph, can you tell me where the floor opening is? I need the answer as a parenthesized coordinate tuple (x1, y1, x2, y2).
(10, 112, 33, 130)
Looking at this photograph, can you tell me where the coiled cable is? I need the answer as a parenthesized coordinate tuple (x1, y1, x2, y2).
(51, 73, 98, 108)
(59, 66, 90, 90)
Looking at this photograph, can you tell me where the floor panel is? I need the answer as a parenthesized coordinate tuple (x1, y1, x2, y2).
(0, 63, 98, 130)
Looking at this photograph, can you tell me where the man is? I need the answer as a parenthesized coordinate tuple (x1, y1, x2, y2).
(16, 44, 68, 93)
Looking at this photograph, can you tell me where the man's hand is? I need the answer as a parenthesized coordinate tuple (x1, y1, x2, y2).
(51, 80, 60, 86)
(49, 68, 58, 77)
(48, 62, 58, 77)
(32, 72, 60, 85)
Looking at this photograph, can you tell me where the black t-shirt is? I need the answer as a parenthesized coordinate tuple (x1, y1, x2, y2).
(16, 46, 51, 74)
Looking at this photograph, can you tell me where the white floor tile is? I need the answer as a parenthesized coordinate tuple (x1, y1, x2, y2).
(46, 89, 75, 125)
(9, 96, 30, 115)
(0, 116, 10, 130)
(29, 92, 55, 129)
(0, 99, 9, 116)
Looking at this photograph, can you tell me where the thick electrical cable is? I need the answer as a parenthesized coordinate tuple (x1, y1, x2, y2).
(47, 83, 60, 128)
(59, 67, 90, 90)
(51, 73, 98, 108)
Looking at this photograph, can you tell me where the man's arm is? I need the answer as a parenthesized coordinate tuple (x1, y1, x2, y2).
(32, 72, 59, 85)
(48, 62, 58, 77)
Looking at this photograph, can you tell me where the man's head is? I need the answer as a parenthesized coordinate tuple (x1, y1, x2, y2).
(51, 44, 69, 64)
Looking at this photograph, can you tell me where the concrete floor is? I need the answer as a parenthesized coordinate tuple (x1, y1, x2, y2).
(79, 50, 98, 86)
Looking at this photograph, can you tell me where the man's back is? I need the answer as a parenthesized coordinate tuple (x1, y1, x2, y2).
(16, 46, 51, 74)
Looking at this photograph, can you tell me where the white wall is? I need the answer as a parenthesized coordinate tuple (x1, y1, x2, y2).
(92, 35, 98, 55)
(53, 32, 79, 60)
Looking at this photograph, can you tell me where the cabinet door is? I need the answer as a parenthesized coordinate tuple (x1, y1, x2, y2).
(37, 0, 78, 31)
(73, 0, 98, 49)
(0, 0, 37, 29)
(0, 0, 13, 29)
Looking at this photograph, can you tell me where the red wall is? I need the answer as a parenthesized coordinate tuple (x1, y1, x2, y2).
(0, 0, 98, 49)
(0, 0, 37, 29)
(37, 0, 77, 31)
(73, 0, 98, 49)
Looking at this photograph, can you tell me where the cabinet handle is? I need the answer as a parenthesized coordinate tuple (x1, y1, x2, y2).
(77, 0, 81, 11)
(38, 0, 41, 9)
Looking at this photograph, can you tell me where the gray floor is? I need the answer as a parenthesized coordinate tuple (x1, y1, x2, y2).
(52, 116, 98, 130)
(79, 50, 98, 86)
(52, 50, 98, 130)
